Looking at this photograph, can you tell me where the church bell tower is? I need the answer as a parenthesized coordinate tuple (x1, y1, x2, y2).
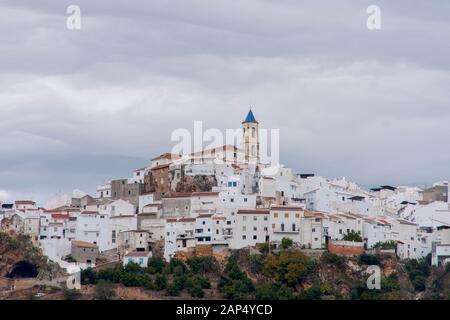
(241, 109, 260, 163)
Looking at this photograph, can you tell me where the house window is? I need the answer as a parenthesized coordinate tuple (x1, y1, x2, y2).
(295, 213, 300, 218)
(242, 235, 246, 240)
(253, 235, 257, 240)
(284, 213, 289, 218)
(264, 216, 268, 221)
(281, 223, 285, 231)
(242, 226, 246, 231)
(272, 224, 275, 229)
(312, 228, 316, 232)
(253, 216, 257, 221)
(243, 216, 247, 221)
(253, 226, 257, 231)
(292, 224, 296, 231)
(244, 198, 247, 202)
(274, 213, 279, 218)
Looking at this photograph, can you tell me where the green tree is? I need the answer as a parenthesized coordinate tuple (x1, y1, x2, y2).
(81, 267, 97, 285)
(155, 274, 168, 290)
(372, 240, 396, 250)
(358, 253, 380, 265)
(342, 230, 362, 242)
(147, 257, 166, 274)
(280, 237, 293, 250)
(186, 256, 218, 274)
(255, 283, 294, 300)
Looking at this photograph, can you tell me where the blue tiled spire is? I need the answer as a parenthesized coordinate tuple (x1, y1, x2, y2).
(243, 109, 257, 123)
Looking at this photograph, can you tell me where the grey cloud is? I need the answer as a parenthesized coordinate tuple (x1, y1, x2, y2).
(1, 1, 450, 203)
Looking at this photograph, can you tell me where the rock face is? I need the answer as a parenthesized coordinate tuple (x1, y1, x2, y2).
(0, 231, 63, 281)
(175, 175, 217, 193)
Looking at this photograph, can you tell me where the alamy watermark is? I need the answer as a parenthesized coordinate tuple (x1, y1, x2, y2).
(170, 121, 280, 171)
(366, 5, 381, 30)
(366, 265, 381, 290)
(66, 5, 81, 30)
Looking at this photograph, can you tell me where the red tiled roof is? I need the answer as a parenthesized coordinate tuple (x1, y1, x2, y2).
(191, 192, 219, 197)
(51, 214, 69, 220)
(237, 209, 270, 215)
(15, 200, 36, 205)
(152, 153, 181, 161)
(270, 206, 304, 211)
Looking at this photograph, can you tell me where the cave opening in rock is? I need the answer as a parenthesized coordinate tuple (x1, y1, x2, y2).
(7, 261, 38, 278)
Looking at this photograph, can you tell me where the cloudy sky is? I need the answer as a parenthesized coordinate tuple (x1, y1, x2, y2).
(1, 0, 450, 203)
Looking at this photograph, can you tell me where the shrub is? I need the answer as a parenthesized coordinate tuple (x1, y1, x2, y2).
(94, 280, 116, 300)
(405, 257, 430, 292)
(372, 240, 396, 250)
(301, 285, 322, 300)
(280, 237, 293, 250)
(166, 283, 180, 296)
(321, 252, 345, 269)
(358, 253, 380, 265)
(81, 267, 97, 285)
(219, 256, 255, 299)
(186, 256, 218, 274)
(147, 257, 166, 274)
(249, 254, 264, 273)
(412, 275, 427, 292)
(264, 250, 315, 287)
(255, 283, 294, 300)
(342, 230, 362, 242)
(187, 280, 205, 298)
(169, 258, 187, 275)
(155, 274, 168, 291)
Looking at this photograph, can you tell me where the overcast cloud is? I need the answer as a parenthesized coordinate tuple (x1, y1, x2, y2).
(1, 0, 450, 203)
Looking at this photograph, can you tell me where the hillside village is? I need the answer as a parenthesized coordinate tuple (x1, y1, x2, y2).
(1, 110, 450, 281)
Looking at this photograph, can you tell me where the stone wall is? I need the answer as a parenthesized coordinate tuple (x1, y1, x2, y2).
(327, 240, 364, 256)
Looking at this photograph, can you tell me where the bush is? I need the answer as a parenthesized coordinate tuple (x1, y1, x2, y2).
(255, 283, 294, 300)
(187, 280, 205, 298)
(94, 280, 116, 300)
(358, 253, 380, 265)
(264, 250, 315, 287)
(169, 258, 187, 275)
(81, 267, 97, 285)
(186, 256, 218, 274)
(321, 252, 345, 269)
(372, 240, 396, 250)
(166, 283, 180, 296)
(124, 261, 142, 273)
(280, 237, 293, 250)
(249, 254, 264, 274)
(219, 256, 255, 299)
(174, 273, 189, 291)
(412, 275, 427, 292)
(342, 230, 362, 242)
(147, 257, 166, 274)
(405, 257, 430, 292)
(301, 285, 322, 300)
(155, 274, 168, 291)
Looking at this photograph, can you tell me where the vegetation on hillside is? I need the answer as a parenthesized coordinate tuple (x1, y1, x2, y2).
(78, 248, 450, 300)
